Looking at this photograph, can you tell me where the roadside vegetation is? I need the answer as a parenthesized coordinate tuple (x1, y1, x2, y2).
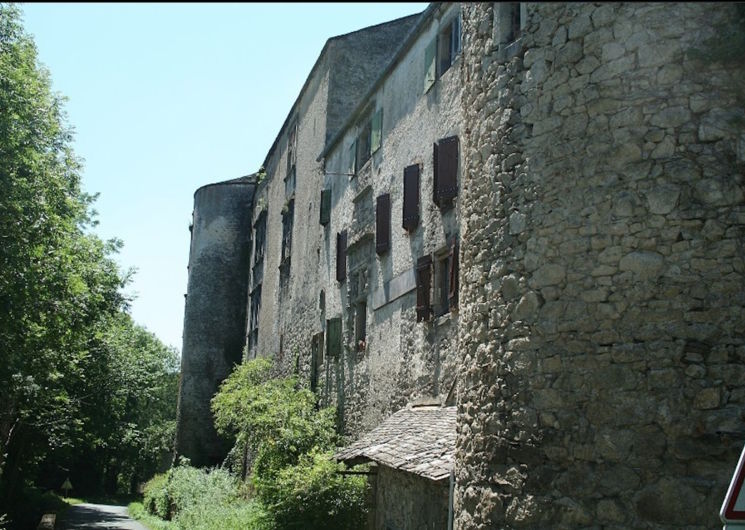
(0, 5, 179, 528)
(131, 359, 369, 530)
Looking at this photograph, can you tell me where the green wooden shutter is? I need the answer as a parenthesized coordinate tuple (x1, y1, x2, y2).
(336, 230, 347, 282)
(424, 38, 436, 92)
(371, 108, 383, 153)
(448, 238, 459, 309)
(347, 140, 357, 175)
(326, 318, 342, 358)
(320, 189, 331, 225)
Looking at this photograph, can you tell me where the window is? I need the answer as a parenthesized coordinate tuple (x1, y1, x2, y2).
(354, 300, 367, 351)
(402, 164, 420, 232)
(433, 135, 459, 209)
(416, 255, 433, 322)
(336, 230, 347, 282)
(438, 14, 461, 75)
(320, 188, 331, 226)
(375, 193, 391, 255)
(434, 239, 459, 317)
(495, 3, 523, 45)
(424, 11, 462, 92)
(281, 199, 294, 265)
(285, 121, 297, 198)
(248, 286, 262, 350)
(253, 210, 267, 265)
(351, 107, 382, 174)
(310, 331, 324, 392)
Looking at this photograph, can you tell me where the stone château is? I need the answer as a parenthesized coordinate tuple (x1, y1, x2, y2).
(175, 3, 745, 528)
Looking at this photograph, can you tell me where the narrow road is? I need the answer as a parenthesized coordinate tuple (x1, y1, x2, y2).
(57, 503, 148, 530)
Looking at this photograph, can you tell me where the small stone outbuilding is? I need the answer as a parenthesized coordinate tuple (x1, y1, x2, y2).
(337, 405, 456, 530)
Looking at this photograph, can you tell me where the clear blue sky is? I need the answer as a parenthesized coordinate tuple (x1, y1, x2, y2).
(20, 2, 428, 352)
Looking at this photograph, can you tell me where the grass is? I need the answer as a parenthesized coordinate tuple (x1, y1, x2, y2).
(128, 501, 176, 530)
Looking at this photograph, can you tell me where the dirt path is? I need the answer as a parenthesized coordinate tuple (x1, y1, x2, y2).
(57, 503, 148, 530)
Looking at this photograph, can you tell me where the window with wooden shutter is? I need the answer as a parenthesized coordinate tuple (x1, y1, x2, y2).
(403, 164, 420, 232)
(448, 238, 459, 309)
(347, 140, 357, 175)
(326, 318, 342, 358)
(416, 255, 433, 322)
(434, 135, 459, 208)
(376, 193, 391, 255)
(320, 189, 331, 225)
(336, 230, 347, 282)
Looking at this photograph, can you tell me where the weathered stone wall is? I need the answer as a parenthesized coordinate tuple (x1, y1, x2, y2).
(319, 2, 464, 437)
(174, 176, 256, 467)
(373, 466, 450, 530)
(455, 2, 745, 528)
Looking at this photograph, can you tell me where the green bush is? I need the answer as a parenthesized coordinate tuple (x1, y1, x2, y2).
(259, 449, 368, 530)
(143, 472, 170, 519)
(175, 498, 274, 530)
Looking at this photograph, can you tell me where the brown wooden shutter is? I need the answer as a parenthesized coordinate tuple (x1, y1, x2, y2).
(448, 238, 459, 309)
(403, 164, 420, 231)
(436, 136, 459, 206)
(326, 318, 341, 358)
(376, 193, 391, 255)
(320, 189, 331, 225)
(336, 230, 347, 282)
(416, 255, 433, 322)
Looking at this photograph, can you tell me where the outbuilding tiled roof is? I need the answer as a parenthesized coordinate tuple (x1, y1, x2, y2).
(336, 405, 456, 482)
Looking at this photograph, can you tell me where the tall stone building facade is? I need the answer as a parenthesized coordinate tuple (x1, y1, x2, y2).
(455, 3, 745, 528)
(175, 2, 745, 528)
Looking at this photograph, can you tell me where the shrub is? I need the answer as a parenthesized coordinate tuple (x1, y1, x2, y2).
(143, 472, 170, 519)
(260, 449, 368, 530)
(175, 498, 274, 530)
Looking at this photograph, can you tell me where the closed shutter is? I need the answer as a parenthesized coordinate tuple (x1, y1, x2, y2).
(448, 239, 459, 309)
(336, 230, 347, 282)
(433, 141, 440, 206)
(320, 189, 331, 225)
(416, 255, 433, 322)
(435, 136, 459, 206)
(376, 193, 391, 255)
(424, 38, 436, 92)
(403, 164, 420, 231)
(371, 108, 383, 153)
(326, 318, 341, 358)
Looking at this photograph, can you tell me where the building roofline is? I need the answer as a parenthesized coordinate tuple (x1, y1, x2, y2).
(194, 173, 257, 198)
(318, 2, 443, 162)
(260, 10, 426, 173)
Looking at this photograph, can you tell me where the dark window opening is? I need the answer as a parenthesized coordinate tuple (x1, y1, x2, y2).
(327, 317, 342, 358)
(253, 211, 267, 265)
(355, 301, 367, 351)
(281, 200, 294, 265)
(310, 331, 324, 392)
(416, 255, 433, 322)
(248, 286, 262, 351)
(438, 14, 461, 75)
(356, 120, 372, 171)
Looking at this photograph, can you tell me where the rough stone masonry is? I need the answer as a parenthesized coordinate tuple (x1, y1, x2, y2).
(455, 3, 745, 528)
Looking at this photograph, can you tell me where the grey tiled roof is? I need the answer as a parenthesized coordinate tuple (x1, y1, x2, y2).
(336, 405, 456, 482)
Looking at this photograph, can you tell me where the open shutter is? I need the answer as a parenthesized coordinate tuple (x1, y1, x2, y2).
(424, 38, 436, 92)
(371, 108, 383, 153)
(403, 164, 420, 231)
(432, 142, 440, 206)
(416, 255, 433, 322)
(347, 140, 357, 175)
(376, 193, 391, 255)
(326, 318, 341, 358)
(435, 136, 459, 207)
(448, 239, 459, 309)
(320, 189, 331, 225)
(336, 230, 347, 282)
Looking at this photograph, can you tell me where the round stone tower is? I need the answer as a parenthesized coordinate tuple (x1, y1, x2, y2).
(174, 175, 256, 467)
